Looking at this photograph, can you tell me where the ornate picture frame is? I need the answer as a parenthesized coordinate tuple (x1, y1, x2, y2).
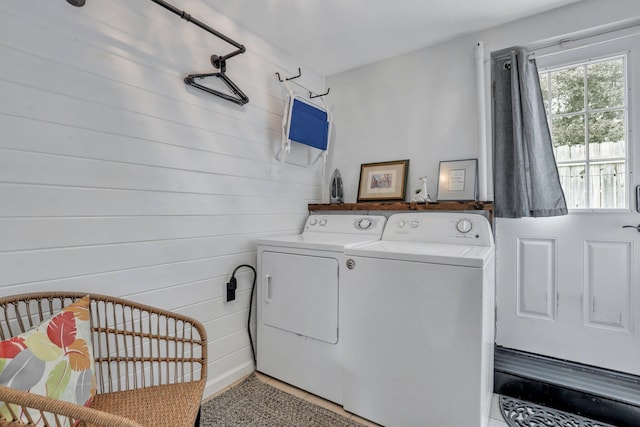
(357, 160, 409, 202)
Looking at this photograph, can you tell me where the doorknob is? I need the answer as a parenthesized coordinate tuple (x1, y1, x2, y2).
(622, 224, 640, 232)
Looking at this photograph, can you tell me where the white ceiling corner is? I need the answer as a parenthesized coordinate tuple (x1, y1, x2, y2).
(203, 0, 585, 76)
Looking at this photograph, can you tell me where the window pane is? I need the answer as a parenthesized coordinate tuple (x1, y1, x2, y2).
(552, 115, 585, 161)
(589, 162, 625, 208)
(544, 54, 628, 210)
(550, 66, 584, 114)
(539, 73, 549, 112)
(558, 164, 586, 209)
(587, 58, 625, 110)
(588, 110, 625, 158)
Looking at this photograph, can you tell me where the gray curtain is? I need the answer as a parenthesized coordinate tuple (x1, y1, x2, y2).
(493, 48, 567, 218)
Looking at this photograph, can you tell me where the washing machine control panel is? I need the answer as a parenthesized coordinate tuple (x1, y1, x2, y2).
(304, 215, 387, 235)
(383, 213, 493, 246)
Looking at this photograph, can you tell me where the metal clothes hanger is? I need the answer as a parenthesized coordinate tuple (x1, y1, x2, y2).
(184, 55, 249, 106)
(149, 0, 249, 105)
(67, 0, 249, 105)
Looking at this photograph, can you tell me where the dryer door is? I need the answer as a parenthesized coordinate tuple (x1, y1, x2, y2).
(261, 251, 338, 344)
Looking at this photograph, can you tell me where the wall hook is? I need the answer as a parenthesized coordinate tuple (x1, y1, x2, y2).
(310, 88, 330, 99)
(276, 67, 331, 99)
(276, 67, 302, 82)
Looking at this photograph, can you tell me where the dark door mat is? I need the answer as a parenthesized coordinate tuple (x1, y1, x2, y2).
(500, 396, 618, 427)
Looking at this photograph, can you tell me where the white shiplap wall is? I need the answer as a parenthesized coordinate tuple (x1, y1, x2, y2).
(0, 0, 326, 396)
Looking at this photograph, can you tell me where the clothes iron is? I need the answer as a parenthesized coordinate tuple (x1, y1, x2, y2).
(330, 169, 344, 204)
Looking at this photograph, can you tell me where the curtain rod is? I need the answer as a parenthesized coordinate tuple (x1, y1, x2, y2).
(530, 19, 640, 55)
(491, 19, 640, 61)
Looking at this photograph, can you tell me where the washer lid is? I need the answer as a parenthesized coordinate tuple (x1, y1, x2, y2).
(344, 240, 494, 267)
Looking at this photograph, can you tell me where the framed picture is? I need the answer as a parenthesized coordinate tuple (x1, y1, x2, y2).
(436, 159, 478, 201)
(357, 160, 409, 202)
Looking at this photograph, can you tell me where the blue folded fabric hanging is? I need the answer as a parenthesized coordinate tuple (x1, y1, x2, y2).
(288, 97, 329, 151)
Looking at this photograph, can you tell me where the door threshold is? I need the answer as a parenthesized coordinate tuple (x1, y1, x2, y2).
(494, 346, 640, 427)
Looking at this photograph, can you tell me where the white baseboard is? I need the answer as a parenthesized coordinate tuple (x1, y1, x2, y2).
(202, 361, 255, 399)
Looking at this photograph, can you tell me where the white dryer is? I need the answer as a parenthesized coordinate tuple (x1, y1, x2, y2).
(342, 212, 495, 427)
(256, 214, 386, 404)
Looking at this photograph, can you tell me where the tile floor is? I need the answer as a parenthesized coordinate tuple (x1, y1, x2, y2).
(216, 372, 510, 426)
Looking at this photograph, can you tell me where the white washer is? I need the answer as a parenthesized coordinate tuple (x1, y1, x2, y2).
(342, 212, 495, 427)
(256, 214, 386, 404)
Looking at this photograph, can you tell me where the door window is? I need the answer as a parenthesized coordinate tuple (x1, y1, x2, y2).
(539, 55, 629, 209)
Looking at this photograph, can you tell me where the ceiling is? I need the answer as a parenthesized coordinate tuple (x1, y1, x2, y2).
(204, 0, 584, 76)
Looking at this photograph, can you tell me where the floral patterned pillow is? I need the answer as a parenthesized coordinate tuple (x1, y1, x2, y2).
(0, 295, 96, 427)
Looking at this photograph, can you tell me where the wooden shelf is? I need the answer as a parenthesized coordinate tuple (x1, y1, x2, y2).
(308, 201, 494, 221)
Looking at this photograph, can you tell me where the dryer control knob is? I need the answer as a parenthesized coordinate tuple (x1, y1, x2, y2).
(456, 219, 473, 233)
(319, 219, 328, 226)
(397, 220, 406, 228)
(346, 259, 356, 269)
(357, 218, 372, 230)
(309, 218, 318, 226)
(410, 220, 420, 228)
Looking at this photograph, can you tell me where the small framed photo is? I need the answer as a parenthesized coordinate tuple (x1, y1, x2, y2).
(437, 159, 478, 201)
(357, 160, 409, 202)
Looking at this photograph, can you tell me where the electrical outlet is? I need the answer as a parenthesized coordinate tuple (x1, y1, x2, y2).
(226, 276, 237, 302)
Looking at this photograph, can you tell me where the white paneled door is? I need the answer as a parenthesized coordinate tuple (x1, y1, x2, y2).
(495, 213, 640, 375)
(495, 30, 640, 376)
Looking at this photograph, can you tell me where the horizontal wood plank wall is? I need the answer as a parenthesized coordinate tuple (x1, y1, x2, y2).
(0, 0, 326, 395)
